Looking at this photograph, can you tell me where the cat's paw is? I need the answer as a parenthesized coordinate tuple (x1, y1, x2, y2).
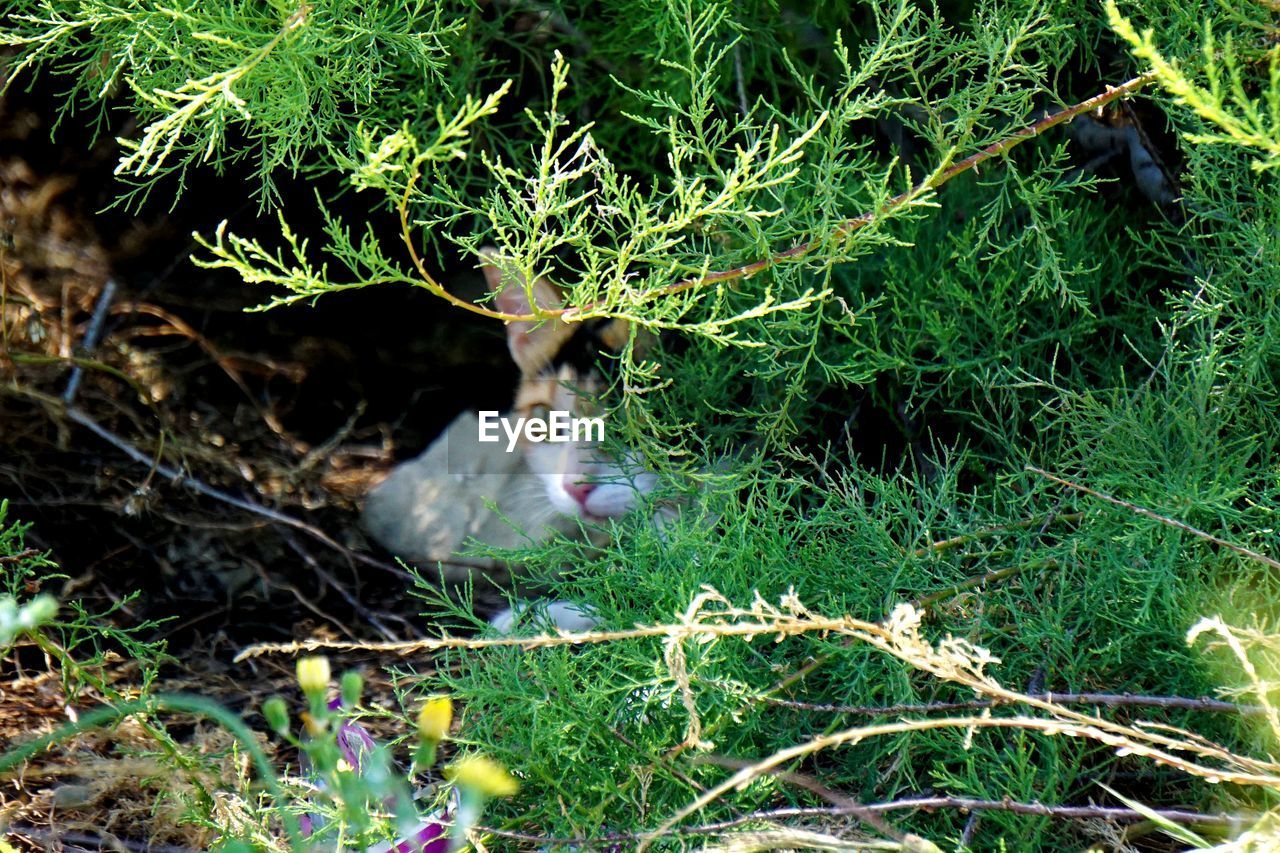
(488, 599, 600, 635)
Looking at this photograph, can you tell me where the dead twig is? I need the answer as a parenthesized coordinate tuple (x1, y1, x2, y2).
(699, 754, 909, 844)
(475, 797, 1241, 846)
(110, 299, 305, 452)
(764, 557, 1063, 699)
(62, 278, 117, 405)
(64, 404, 414, 583)
(246, 554, 360, 642)
(760, 691, 1266, 717)
(645, 714, 1277, 848)
(279, 530, 403, 643)
(6, 825, 199, 853)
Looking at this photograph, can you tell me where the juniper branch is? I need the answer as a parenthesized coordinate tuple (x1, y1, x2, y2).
(553, 73, 1157, 323)
(1027, 466, 1280, 570)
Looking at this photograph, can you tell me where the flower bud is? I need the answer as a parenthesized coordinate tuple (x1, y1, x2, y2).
(340, 671, 363, 707)
(262, 696, 290, 734)
(296, 656, 331, 697)
(446, 755, 519, 798)
(417, 696, 453, 743)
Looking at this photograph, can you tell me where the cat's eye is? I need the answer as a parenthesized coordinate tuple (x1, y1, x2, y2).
(526, 404, 551, 420)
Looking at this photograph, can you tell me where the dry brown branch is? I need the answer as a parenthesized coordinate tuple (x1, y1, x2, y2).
(699, 754, 910, 843)
(760, 692, 1265, 717)
(63, 404, 415, 582)
(636, 595, 1280, 847)
(764, 557, 1063, 700)
(475, 798, 1241, 846)
(643, 713, 1278, 849)
(279, 531, 401, 643)
(396, 74, 1156, 324)
(237, 588, 1280, 802)
(1027, 466, 1280, 570)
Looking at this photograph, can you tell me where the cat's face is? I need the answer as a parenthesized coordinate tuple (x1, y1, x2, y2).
(481, 248, 656, 520)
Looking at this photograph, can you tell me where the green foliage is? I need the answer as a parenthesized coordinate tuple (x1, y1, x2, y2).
(0, 502, 58, 647)
(0, 501, 171, 694)
(2, 0, 468, 205)
(0, 509, 279, 846)
(10, 0, 1280, 848)
(1109, 0, 1280, 171)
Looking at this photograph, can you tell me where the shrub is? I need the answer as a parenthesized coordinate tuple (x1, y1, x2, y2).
(7, 0, 1280, 848)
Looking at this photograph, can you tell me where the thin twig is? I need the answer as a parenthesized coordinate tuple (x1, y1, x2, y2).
(280, 531, 403, 643)
(62, 277, 117, 404)
(912, 513, 1083, 557)
(698, 754, 909, 843)
(64, 405, 414, 582)
(0, 548, 39, 565)
(236, 590, 1280, 782)
(1027, 466, 1280, 570)
(607, 721, 707, 794)
(475, 797, 1240, 846)
(6, 825, 198, 853)
(760, 691, 1266, 717)
(397, 172, 515, 322)
(913, 560, 1058, 610)
(644, 714, 1279, 848)
(565, 73, 1157, 321)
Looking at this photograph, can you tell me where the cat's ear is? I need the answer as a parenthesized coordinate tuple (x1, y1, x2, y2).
(595, 319, 657, 360)
(479, 246, 571, 373)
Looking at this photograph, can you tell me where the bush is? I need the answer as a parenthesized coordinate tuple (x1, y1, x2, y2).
(7, 0, 1280, 848)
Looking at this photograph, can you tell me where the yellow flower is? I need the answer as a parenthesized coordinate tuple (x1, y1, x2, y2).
(446, 755, 519, 798)
(417, 696, 453, 742)
(296, 656, 331, 696)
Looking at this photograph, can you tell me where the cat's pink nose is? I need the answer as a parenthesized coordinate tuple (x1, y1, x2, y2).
(565, 480, 597, 508)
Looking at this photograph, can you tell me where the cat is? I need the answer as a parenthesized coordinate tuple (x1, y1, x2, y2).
(478, 247, 687, 633)
(361, 248, 659, 589)
(478, 246, 658, 521)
